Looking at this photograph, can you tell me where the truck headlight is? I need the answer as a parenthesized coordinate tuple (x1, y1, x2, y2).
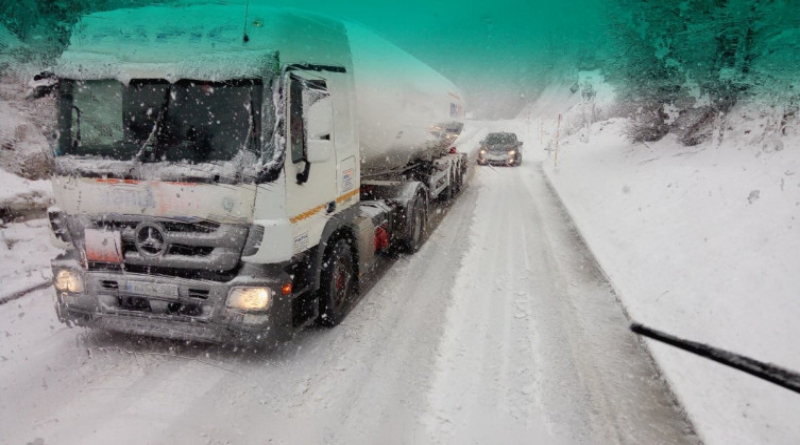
(508, 150, 516, 156)
(226, 287, 272, 311)
(54, 269, 84, 293)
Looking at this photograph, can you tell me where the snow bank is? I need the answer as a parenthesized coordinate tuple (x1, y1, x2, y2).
(517, 71, 617, 154)
(0, 168, 51, 215)
(0, 29, 56, 181)
(0, 96, 53, 178)
(0, 217, 60, 300)
(542, 114, 800, 444)
(0, 71, 53, 212)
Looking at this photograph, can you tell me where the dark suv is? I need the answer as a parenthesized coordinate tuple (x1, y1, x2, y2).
(477, 132, 522, 166)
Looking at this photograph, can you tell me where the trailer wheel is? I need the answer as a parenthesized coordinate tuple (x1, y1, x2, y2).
(402, 194, 427, 253)
(440, 172, 455, 202)
(318, 238, 356, 327)
(453, 165, 463, 194)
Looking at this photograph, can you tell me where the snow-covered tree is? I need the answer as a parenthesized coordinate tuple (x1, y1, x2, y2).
(606, 0, 800, 144)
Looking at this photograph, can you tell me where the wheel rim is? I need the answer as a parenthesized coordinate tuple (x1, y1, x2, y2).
(333, 258, 351, 310)
(411, 205, 423, 246)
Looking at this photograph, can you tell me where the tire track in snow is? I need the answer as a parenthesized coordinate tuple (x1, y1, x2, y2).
(137, 183, 482, 445)
(518, 162, 700, 444)
(420, 158, 700, 444)
(0, 289, 235, 445)
(420, 165, 558, 444)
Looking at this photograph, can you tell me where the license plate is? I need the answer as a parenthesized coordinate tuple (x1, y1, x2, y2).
(85, 229, 123, 263)
(122, 281, 179, 297)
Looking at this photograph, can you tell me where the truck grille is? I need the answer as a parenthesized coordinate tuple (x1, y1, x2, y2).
(73, 215, 249, 280)
(117, 296, 204, 317)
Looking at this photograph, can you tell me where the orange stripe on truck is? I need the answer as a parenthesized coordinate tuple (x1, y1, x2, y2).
(336, 188, 360, 204)
(290, 188, 360, 224)
(290, 204, 327, 224)
(94, 178, 198, 187)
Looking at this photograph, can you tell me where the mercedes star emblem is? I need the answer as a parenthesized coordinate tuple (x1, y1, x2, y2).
(135, 223, 168, 257)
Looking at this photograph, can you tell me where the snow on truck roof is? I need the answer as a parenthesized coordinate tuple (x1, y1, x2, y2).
(54, 5, 350, 83)
(53, 3, 464, 105)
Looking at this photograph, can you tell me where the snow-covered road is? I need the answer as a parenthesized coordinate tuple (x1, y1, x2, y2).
(0, 128, 698, 445)
(420, 161, 697, 445)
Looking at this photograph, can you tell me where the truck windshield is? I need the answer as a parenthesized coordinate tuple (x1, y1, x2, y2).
(56, 78, 264, 163)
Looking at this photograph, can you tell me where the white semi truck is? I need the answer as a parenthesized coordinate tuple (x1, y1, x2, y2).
(42, 4, 467, 345)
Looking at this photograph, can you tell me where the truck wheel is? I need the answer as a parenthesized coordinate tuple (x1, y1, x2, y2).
(453, 166, 463, 194)
(402, 194, 427, 253)
(318, 238, 356, 327)
(440, 172, 454, 201)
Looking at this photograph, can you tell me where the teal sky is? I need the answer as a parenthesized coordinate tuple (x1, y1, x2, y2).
(7, 1, 800, 116)
(246, 0, 607, 116)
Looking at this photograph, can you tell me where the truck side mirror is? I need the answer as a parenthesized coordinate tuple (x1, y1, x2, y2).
(289, 73, 334, 183)
(28, 71, 58, 100)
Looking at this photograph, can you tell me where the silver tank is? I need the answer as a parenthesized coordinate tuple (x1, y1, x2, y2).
(346, 23, 465, 176)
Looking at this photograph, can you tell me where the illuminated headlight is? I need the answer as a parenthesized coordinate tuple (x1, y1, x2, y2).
(54, 269, 84, 293)
(479, 148, 487, 155)
(226, 287, 272, 311)
(508, 150, 516, 156)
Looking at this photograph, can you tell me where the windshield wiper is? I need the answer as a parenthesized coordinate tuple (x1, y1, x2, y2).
(71, 105, 82, 149)
(631, 323, 800, 395)
(136, 85, 172, 162)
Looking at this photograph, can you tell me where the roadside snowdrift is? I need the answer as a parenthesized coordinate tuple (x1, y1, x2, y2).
(517, 70, 617, 143)
(0, 93, 52, 180)
(542, 110, 800, 444)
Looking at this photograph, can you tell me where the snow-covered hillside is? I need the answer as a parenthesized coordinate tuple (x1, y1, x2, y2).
(540, 107, 800, 444)
(0, 23, 55, 184)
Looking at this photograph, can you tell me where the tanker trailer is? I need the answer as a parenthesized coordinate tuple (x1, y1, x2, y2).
(42, 4, 466, 346)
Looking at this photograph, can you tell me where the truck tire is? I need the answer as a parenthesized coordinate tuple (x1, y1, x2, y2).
(402, 194, 427, 253)
(318, 238, 356, 327)
(453, 165, 463, 194)
(440, 172, 454, 202)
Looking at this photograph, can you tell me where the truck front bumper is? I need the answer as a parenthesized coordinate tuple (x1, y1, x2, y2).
(52, 253, 294, 346)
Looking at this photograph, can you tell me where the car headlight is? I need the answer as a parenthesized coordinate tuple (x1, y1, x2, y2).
(479, 148, 487, 155)
(54, 269, 84, 293)
(226, 287, 272, 311)
(508, 150, 516, 156)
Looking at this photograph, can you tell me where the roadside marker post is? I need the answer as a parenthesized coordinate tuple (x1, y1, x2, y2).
(554, 114, 562, 167)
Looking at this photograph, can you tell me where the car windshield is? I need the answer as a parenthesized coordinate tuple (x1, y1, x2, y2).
(56, 78, 264, 163)
(485, 133, 517, 145)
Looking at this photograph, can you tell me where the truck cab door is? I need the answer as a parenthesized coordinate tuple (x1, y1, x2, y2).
(284, 71, 337, 254)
